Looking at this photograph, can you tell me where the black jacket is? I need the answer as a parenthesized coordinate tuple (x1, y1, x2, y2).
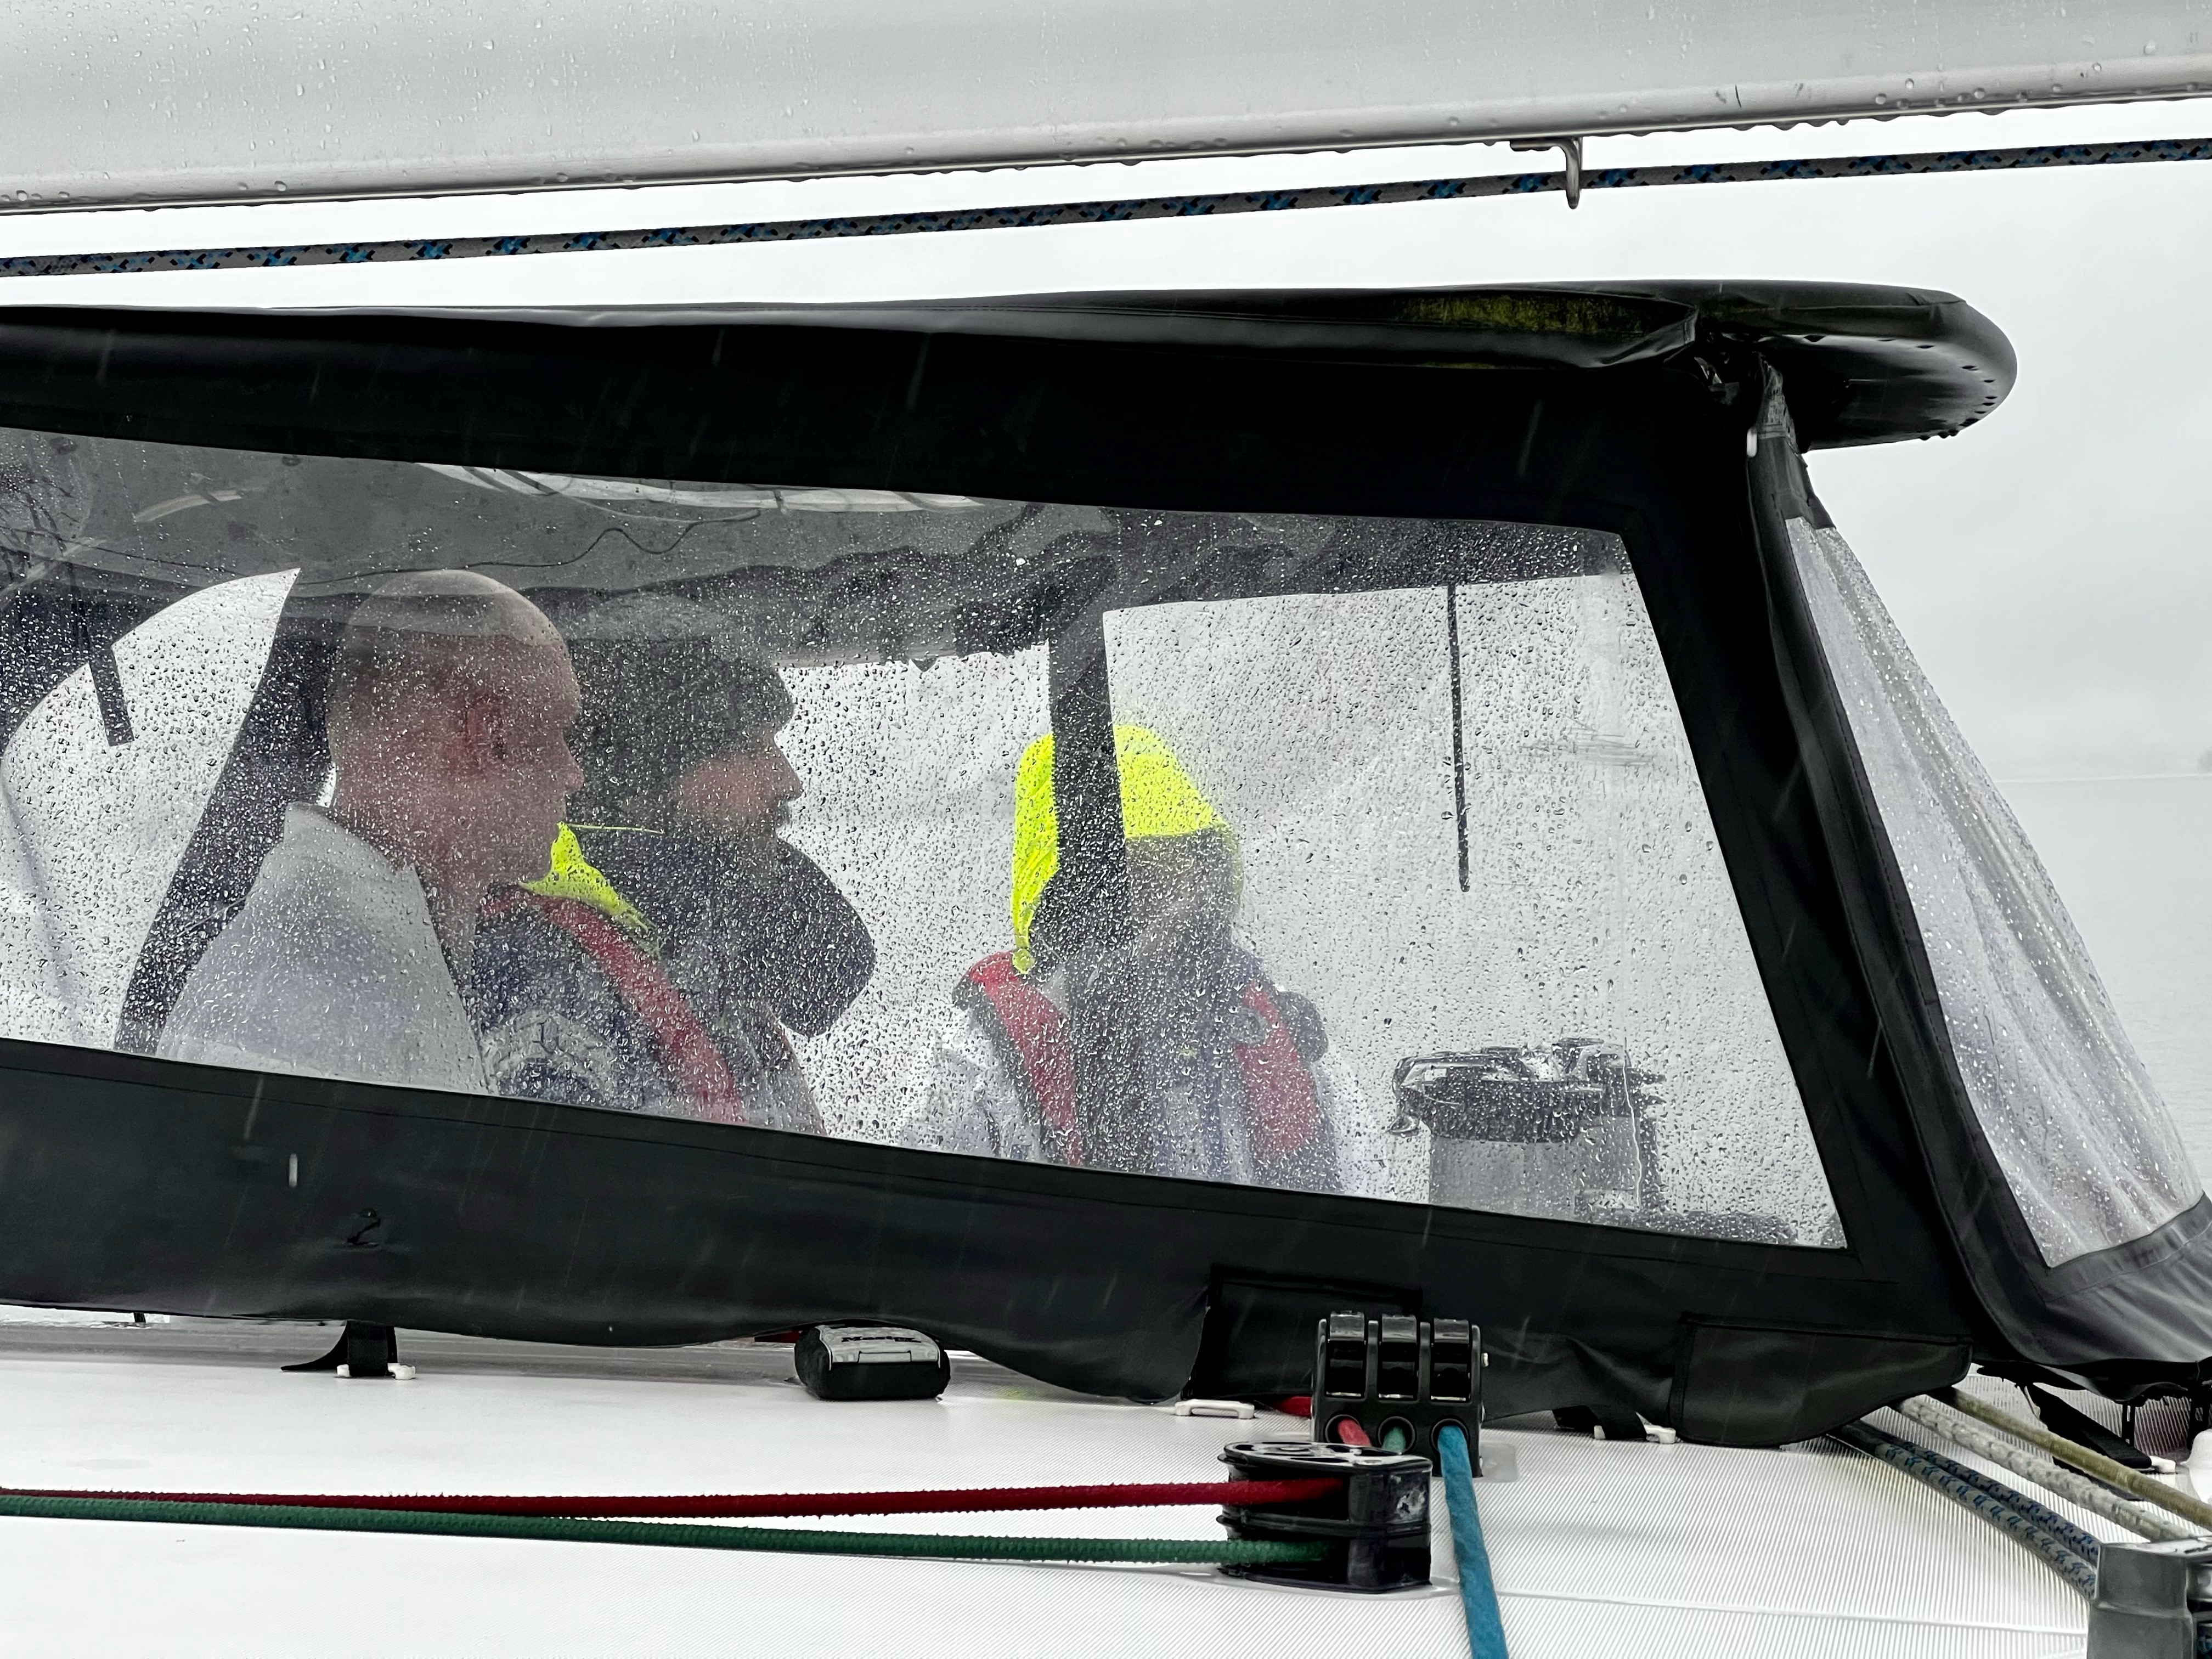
(574, 827, 876, 1039)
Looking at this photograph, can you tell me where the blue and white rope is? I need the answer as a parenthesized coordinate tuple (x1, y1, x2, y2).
(3, 136, 2209, 281)
(1829, 1419, 2101, 1596)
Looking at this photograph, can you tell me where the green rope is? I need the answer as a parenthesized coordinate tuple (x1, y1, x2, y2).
(0, 1491, 1324, 1566)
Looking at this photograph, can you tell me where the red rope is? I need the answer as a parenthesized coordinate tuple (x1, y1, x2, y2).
(1, 1477, 1341, 1519)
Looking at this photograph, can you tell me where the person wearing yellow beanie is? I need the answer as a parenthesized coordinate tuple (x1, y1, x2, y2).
(904, 724, 1340, 1192)
(1007, 725, 1228, 973)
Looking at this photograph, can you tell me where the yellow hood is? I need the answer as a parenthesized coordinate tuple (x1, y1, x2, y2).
(1011, 725, 1224, 971)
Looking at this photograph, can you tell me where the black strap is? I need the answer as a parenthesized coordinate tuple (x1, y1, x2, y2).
(1553, 1403, 1649, 1442)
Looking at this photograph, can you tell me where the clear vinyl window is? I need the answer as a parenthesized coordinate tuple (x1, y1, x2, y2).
(1788, 518, 2201, 1263)
(1089, 561, 1839, 1243)
(0, 426, 1842, 1246)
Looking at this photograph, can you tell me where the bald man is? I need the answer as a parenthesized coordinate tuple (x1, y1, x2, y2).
(159, 571, 584, 1092)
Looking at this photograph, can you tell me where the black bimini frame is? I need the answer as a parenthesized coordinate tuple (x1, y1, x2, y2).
(0, 285, 2203, 1443)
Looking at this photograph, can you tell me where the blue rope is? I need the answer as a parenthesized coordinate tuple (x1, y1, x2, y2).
(3, 137, 2209, 281)
(1435, 1423, 1510, 1659)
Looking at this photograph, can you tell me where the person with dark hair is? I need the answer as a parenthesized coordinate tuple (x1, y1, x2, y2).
(160, 570, 584, 1091)
(471, 595, 873, 1132)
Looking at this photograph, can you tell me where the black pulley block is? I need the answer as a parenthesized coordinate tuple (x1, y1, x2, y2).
(1216, 1439, 1431, 1592)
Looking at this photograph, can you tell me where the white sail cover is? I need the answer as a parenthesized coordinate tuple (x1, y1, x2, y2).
(6, 0, 2212, 211)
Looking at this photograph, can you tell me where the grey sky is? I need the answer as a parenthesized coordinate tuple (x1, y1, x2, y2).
(4, 98, 2209, 776)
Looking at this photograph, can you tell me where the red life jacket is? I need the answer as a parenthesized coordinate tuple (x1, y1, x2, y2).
(484, 889, 748, 1126)
(958, 951, 1321, 1167)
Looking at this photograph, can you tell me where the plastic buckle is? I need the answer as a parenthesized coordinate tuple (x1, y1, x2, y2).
(1216, 1440, 1431, 1591)
(2087, 1536, 2212, 1658)
(1175, 1398, 1257, 1419)
(1311, 1311, 1481, 1463)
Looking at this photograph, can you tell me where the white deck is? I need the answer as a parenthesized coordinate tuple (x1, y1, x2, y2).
(0, 1319, 2147, 1657)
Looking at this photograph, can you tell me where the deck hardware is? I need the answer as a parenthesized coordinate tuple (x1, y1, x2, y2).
(2087, 1537, 2212, 1658)
(281, 1319, 409, 1380)
(793, 1324, 950, 1401)
(1311, 1312, 1481, 1461)
(1392, 1044, 1662, 1224)
(1216, 1440, 1431, 1591)
(1511, 136, 1584, 207)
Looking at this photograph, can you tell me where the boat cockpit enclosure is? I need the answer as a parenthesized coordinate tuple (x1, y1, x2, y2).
(0, 286, 2205, 1442)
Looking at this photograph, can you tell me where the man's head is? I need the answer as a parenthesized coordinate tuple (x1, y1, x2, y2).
(326, 570, 583, 894)
(664, 732, 803, 846)
(564, 594, 799, 848)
